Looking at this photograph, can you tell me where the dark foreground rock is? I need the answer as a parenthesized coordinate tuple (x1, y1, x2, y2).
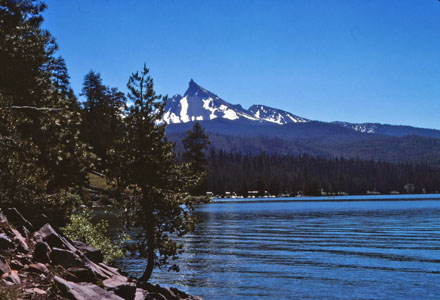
(55, 276, 124, 300)
(0, 208, 202, 300)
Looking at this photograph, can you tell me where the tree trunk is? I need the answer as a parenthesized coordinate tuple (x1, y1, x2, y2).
(140, 218, 155, 282)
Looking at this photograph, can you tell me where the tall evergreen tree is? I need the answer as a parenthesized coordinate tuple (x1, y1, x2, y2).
(80, 71, 109, 161)
(0, 93, 47, 210)
(81, 70, 126, 169)
(0, 0, 90, 221)
(0, 0, 55, 107)
(182, 122, 210, 195)
(109, 65, 199, 282)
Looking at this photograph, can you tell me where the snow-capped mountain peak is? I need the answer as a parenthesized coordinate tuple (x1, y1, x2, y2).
(162, 80, 308, 125)
(184, 79, 211, 98)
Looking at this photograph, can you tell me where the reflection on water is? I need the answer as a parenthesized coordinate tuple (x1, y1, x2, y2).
(115, 200, 440, 300)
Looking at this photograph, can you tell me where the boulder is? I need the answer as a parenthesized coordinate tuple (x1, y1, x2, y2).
(33, 287, 47, 295)
(10, 227, 29, 253)
(73, 240, 104, 264)
(99, 262, 122, 277)
(2, 270, 21, 285)
(0, 233, 14, 249)
(31, 213, 51, 230)
(135, 288, 148, 300)
(25, 263, 49, 274)
(77, 253, 114, 280)
(103, 275, 137, 300)
(67, 267, 96, 283)
(0, 256, 11, 275)
(170, 287, 193, 299)
(50, 247, 84, 268)
(24, 287, 47, 295)
(163, 287, 181, 300)
(33, 241, 51, 263)
(140, 283, 181, 300)
(4, 208, 33, 234)
(34, 223, 76, 252)
(15, 254, 31, 266)
(55, 275, 124, 300)
(0, 209, 7, 223)
(150, 293, 168, 300)
(10, 259, 23, 270)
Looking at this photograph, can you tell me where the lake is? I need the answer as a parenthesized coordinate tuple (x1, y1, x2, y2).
(116, 197, 440, 299)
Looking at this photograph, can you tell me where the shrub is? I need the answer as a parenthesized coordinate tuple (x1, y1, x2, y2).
(62, 209, 127, 263)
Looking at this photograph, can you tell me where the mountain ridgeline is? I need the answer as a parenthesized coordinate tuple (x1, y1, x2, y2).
(163, 79, 308, 125)
(165, 80, 440, 165)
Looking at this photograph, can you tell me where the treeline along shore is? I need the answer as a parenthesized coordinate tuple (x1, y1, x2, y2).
(205, 151, 440, 197)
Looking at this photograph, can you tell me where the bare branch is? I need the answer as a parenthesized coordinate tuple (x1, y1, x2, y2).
(11, 106, 62, 111)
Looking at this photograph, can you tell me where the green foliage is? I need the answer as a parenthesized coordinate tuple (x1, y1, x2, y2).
(0, 1, 92, 223)
(108, 64, 200, 282)
(62, 209, 127, 263)
(182, 122, 210, 173)
(0, 0, 55, 106)
(80, 70, 127, 170)
(0, 93, 48, 209)
(182, 122, 210, 195)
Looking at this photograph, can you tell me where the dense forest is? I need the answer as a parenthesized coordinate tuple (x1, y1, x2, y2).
(205, 150, 440, 196)
(169, 131, 440, 167)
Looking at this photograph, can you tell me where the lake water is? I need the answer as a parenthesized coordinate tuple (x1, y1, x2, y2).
(116, 198, 440, 299)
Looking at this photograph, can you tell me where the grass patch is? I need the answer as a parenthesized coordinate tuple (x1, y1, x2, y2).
(0, 285, 22, 300)
(88, 172, 110, 191)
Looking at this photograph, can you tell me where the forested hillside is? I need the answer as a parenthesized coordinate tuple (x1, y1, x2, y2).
(204, 151, 440, 196)
(170, 131, 440, 166)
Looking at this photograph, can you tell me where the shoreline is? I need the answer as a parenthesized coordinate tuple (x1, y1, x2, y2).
(0, 208, 202, 300)
(213, 193, 440, 204)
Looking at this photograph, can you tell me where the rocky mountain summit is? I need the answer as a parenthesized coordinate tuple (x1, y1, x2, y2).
(0, 208, 202, 300)
(162, 79, 308, 125)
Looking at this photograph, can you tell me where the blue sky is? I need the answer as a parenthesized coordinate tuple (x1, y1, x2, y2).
(44, 0, 440, 129)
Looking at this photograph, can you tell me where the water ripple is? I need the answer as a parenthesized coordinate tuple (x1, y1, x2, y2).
(116, 200, 440, 300)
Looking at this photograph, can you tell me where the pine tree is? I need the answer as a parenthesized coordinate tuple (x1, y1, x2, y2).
(0, 93, 47, 210)
(80, 71, 109, 162)
(109, 65, 199, 282)
(0, 0, 55, 107)
(182, 122, 210, 195)
(0, 0, 91, 221)
(81, 70, 126, 169)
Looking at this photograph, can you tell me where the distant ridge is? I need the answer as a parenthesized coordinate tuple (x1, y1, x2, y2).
(333, 121, 440, 139)
(163, 79, 440, 139)
(163, 80, 440, 165)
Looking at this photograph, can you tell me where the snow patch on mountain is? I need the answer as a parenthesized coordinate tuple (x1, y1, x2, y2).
(179, 97, 190, 123)
(219, 104, 239, 120)
(333, 122, 379, 133)
(202, 98, 218, 120)
(248, 105, 308, 124)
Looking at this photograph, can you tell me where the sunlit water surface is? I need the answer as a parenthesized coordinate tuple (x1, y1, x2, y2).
(115, 199, 440, 299)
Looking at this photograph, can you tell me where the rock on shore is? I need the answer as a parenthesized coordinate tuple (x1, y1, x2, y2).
(0, 208, 202, 300)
